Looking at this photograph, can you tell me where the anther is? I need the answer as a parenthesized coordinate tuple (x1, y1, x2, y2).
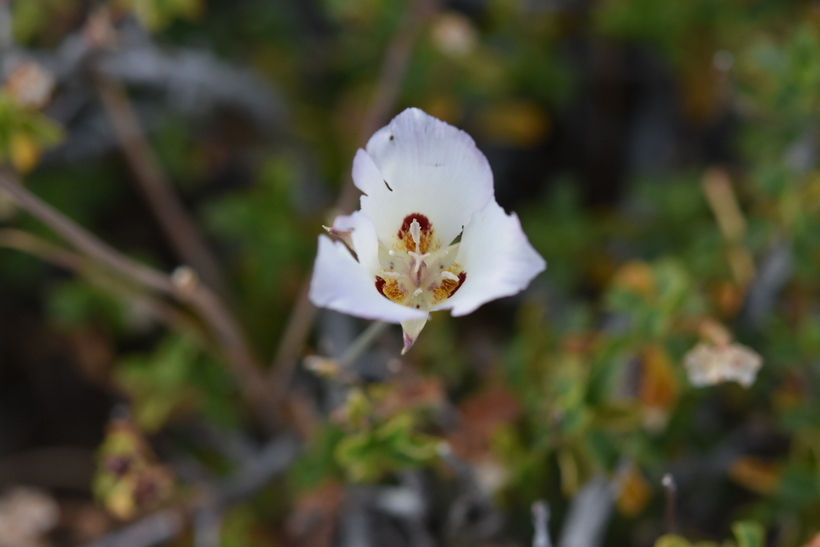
(441, 271, 459, 282)
(410, 219, 422, 253)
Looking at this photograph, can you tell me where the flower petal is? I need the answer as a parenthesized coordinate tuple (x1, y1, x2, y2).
(309, 236, 428, 323)
(436, 200, 546, 316)
(401, 317, 428, 354)
(331, 210, 381, 275)
(356, 108, 494, 245)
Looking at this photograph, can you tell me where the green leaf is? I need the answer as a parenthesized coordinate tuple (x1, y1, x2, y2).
(655, 534, 695, 547)
(116, 0, 204, 31)
(731, 520, 766, 547)
(114, 335, 204, 431)
(0, 91, 64, 170)
(654, 536, 722, 547)
(334, 413, 439, 483)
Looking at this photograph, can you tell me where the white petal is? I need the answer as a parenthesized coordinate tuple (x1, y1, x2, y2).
(356, 108, 494, 245)
(331, 211, 380, 275)
(401, 317, 428, 354)
(436, 200, 546, 316)
(330, 212, 358, 232)
(351, 148, 385, 197)
(309, 236, 428, 323)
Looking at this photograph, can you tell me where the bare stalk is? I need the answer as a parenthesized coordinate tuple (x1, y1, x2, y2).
(532, 500, 552, 547)
(338, 321, 389, 368)
(662, 473, 678, 534)
(0, 228, 215, 352)
(0, 228, 88, 272)
(557, 475, 614, 547)
(94, 73, 230, 298)
(701, 168, 755, 290)
(268, 0, 441, 390)
(0, 171, 279, 432)
(338, 0, 441, 214)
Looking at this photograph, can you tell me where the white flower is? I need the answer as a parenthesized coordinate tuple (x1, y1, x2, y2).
(309, 108, 546, 353)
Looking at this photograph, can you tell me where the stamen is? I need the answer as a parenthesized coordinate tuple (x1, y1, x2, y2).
(409, 219, 422, 254)
(412, 258, 427, 285)
(440, 271, 459, 282)
(375, 214, 465, 311)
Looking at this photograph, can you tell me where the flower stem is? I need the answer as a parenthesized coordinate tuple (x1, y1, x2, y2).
(339, 321, 389, 368)
(662, 473, 678, 534)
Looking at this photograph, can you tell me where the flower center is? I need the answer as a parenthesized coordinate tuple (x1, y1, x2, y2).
(375, 213, 466, 310)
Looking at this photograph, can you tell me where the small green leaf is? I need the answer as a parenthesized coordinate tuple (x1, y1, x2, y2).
(731, 521, 765, 547)
(114, 335, 204, 431)
(654, 536, 722, 547)
(655, 534, 694, 547)
(334, 412, 439, 482)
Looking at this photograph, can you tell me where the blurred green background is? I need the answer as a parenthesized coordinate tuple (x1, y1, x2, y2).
(1, 0, 820, 546)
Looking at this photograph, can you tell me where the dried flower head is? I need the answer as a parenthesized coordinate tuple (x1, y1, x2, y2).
(683, 320, 763, 388)
(4, 62, 56, 110)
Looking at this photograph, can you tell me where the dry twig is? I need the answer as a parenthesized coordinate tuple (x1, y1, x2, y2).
(532, 500, 552, 547)
(94, 73, 230, 298)
(268, 0, 441, 396)
(0, 171, 279, 432)
(557, 475, 615, 547)
(0, 228, 213, 350)
(701, 168, 755, 290)
(662, 473, 678, 534)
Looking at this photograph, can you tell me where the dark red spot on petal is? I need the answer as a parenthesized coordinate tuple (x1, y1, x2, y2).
(375, 276, 387, 297)
(398, 213, 432, 238)
(450, 272, 467, 297)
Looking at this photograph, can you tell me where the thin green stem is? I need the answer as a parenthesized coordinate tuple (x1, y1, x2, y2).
(339, 321, 389, 368)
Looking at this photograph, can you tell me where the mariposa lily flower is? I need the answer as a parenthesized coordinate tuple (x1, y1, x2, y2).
(309, 108, 546, 353)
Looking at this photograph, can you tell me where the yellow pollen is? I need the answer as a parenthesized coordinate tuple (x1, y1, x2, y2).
(433, 265, 465, 304)
(379, 277, 408, 304)
(376, 214, 465, 311)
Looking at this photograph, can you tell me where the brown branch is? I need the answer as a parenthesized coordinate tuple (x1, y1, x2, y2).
(267, 0, 440, 392)
(0, 171, 279, 433)
(661, 473, 678, 534)
(0, 173, 174, 292)
(338, 0, 441, 213)
(0, 228, 88, 272)
(701, 168, 755, 290)
(93, 72, 231, 298)
(0, 228, 212, 351)
(532, 500, 552, 547)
